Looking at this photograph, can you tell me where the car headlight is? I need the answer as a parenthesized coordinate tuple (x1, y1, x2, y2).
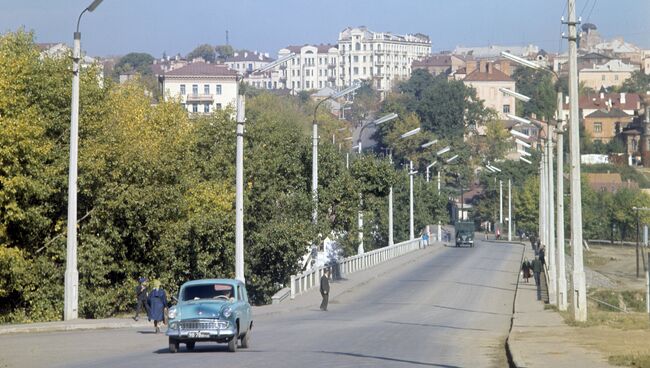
(169, 321, 178, 329)
(222, 306, 232, 318)
(168, 306, 177, 319)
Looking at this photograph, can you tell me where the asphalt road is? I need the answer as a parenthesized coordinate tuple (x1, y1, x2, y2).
(0, 239, 523, 368)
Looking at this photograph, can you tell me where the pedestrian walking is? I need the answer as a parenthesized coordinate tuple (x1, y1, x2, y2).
(531, 255, 543, 300)
(320, 269, 330, 311)
(134, 277, 150, 321)
(496, 227, 501, 240)
(521, 258, 531, 283)
(148, 279, 168, 333)
(422, 232, 429, 248)
(539, 246, 546, 266)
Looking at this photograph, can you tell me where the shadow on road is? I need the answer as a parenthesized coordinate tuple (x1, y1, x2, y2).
(383, 320, 487, 332)
(454, 281, 515, 292)
(317, 350, 462, 367)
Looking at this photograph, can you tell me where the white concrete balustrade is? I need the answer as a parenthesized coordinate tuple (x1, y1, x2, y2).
(290, 238, 422, 299)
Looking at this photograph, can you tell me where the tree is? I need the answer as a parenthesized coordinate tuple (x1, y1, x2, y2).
(394, 71, 489, 139)
(112, 52, 154, 77)
(215, 45, 234, 61)
(512, 67, 556, 120)
(187, 44, 216, 63)
(618, 71, 650, 94)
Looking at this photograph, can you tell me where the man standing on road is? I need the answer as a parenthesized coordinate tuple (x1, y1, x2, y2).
(134, 277, 149, 321)
(531, 255, 543, 300)
(422, 232, 429, 248)
(320, 269, 330, 311)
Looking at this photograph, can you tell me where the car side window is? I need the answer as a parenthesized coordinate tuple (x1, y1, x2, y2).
(237, 286, 243, 301)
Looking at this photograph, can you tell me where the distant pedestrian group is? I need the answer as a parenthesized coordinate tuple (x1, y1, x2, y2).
(134, 277, 168, 333)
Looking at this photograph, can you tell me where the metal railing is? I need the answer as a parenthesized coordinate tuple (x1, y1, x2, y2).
(289, 238, 422, 299)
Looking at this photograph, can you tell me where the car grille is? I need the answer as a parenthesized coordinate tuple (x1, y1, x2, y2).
(179, 319, 227, 330)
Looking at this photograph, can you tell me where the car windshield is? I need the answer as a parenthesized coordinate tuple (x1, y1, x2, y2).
(182, 284, 234, 301)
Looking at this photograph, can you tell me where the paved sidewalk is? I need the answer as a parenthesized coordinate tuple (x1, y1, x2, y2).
(507, 243, 613, 368)
(0, 242, 443, 336)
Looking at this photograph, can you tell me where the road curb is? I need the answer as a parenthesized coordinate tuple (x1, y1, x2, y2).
(0, 319, 152, 335)
(505, 241, 527, 368)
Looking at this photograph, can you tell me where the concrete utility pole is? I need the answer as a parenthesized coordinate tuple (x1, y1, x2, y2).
(556, 92, 568, 311)
(567, 0, 587, 321)
(508, 179, 512, 242)
(547, 125, 557, 305)
(312, 116, 319, 224)
(388, 151, 394, 246)
(499, 180, 503, 226)
(409, 161, 415, 240)
(65, 0, 103, 321)
(539, 151, 546, 249)
(438, 170, 442, 242)
(235, 94, 246, 282)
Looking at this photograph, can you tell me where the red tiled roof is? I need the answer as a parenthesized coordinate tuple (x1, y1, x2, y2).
(164, 62, 238, 77)
(563, 92, 641, 111)
(463, 67, 512, 82)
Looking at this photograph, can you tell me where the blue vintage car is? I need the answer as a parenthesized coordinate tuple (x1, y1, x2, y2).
(166, 279, 253, 353)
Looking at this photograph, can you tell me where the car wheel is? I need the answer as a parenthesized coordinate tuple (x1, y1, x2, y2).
(169, 338, 179, 354)
(186, 341, 195, 351)
(228, 326, 238, 352)
(240, 326, 251, 349)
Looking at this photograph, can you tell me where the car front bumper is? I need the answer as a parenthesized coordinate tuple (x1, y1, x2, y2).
(166, 319, 236, 340)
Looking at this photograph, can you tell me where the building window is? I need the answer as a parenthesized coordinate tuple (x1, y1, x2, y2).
(353, 56, 359, 62)
(216, 84, 222, 95)
(192, 104, 198, 113)
(248, 63, 253, 71)
(602, 75, 606, 81)
(180, 84, 186, 95)
(503, 104, 510, 113)
(615, 75, 619, 81)
(204, 104, 210, 113)
(216, 103, 222, 110)
(192, 84, 198, 95)
(353, 67, 359, 75)
(594, 122, 602, 133)
(204, 84, 209, 94)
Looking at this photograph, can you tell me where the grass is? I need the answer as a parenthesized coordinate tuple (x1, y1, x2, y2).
(584, 253, 610, 267)
(609, 353, 650, 367)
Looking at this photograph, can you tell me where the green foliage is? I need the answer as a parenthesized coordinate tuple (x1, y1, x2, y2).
(112, 52, 154, 78)
(512, 67, 556, 120)
(215, 45, 235, 61)
(394, 71, 488, 139)
(187, 44, 216, 63)
(617, 71, 650, 94)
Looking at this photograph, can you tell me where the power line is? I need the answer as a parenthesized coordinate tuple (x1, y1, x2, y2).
(586, 0, 598, 23)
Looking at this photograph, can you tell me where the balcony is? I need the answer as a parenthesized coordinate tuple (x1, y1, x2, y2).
(185, 93, 214, 102)
(327, 63, 336, 69)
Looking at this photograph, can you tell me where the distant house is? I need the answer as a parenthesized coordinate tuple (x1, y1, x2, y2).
(560, 92, 642, 123)
(579, 59, 639, 90)
(583, 108, 633, 144)
(412, 54, 465, 77)
(585, 172, 638, 192)
(160, 62, 239, 114)
(462, 61, 516, 120)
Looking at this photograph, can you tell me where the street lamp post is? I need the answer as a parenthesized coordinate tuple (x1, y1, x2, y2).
(355, 113, 398, 254)
(312, 84, 360, 224)
(567, 0, 588, 321)
(235, 94, 246, 282)
(503, 60, 567, 309)
(65, 0, 103, 322)
(409, 161, 416, 240)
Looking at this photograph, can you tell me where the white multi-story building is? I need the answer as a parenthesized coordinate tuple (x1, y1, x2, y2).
(160, 62, 239, 114)
(338, 27, 431, 92)
(223, 50, 283, 90)
(276, 44, 340, 92)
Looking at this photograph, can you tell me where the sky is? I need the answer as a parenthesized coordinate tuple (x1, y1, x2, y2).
(1, 0, 649, 58)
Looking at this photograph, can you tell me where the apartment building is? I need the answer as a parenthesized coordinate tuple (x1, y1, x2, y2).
(338, 26, 431, 92)
(462, 61, 516, 120)
(160, 62, 239, 114)
(277, 44, 340, 92)
(579, 59, 639, 90)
